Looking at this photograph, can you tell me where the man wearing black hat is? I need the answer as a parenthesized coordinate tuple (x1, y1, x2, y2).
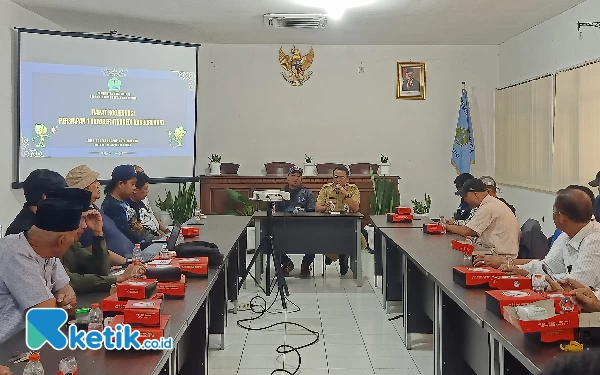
(0, 196, 79, 344)
(274, 166, 316, 277)
(588, 171, 600, 220)
(446, 178, 520, 257)
(47, 188, 140, 294)
(453, 173, 474, 222)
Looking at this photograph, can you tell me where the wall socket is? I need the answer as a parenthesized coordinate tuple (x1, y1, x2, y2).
(358, 66, 365, 73)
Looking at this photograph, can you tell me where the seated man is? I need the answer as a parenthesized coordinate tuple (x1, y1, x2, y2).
(315, 165, 364, 275)
(47, 188, 140, 293)
(274, 166, 316, 277)
(446, 178, 520, 257)
(102, 165, 159, 246)
(453, 173, 474, 222)
(0, 197, 78, 344)
(66, 165, 132, 259)
(446, 176, 515, 226)
(550, 184, 596, 246)
(134, 165, 169, 234)
(129, 172, 165, 237)
(503, 188, 600, 289)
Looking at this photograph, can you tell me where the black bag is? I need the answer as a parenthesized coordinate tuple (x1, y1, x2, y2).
(175, 241, 224, 268)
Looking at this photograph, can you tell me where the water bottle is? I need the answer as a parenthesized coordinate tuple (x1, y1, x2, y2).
(532, 274, 545, 293)
(23, 352, 44, 375)
(132, 243, 142, 262)
(463, 236, 473, 265)
(87, 303, 103, 332)
(439, 216, 447, 234)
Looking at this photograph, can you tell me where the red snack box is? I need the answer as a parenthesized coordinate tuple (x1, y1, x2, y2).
(181, 227, 200, 238)
(102, 292, 164, 317)
(157, 275, 186, 297)
(486, 289, 547, 317)
(145, 259, 182, 282)
(503, 300, 579, 343)
(489, 275, 532, 290)
(387, 213, 414, 223)
(176, 257, 208, 277)
(117, 279, 157, 301)
(108, 314, 171, 346)
(423, 223, 445, 234)
(394, 207, 412, 215)
(453, 266, 504, 288)
(124, 299, 163, 327)
(451, 239, 474, 254)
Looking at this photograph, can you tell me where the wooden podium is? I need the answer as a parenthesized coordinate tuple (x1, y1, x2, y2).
(199, 175, 400, 218)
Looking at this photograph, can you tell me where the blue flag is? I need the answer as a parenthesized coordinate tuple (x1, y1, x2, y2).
(451, 89, 475, 174)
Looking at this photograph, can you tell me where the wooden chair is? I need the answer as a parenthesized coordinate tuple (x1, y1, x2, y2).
(350, 163, 374, 175)
(316, 163, 338, 175)
(220, 163, 240, 175)
(265, 162, 294, 175)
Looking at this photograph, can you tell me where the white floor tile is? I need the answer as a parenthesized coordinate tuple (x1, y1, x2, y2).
(370, 355, 417, 369)
(238, 369, 282, 375)
(375, 369, 422, 375)
(322, 334, 364, 345)
(207, 369, 238, 375)
(412, 355, 434, 369)
(285, 353, 328, 369)
(209, 344, 245, 357)
(330, 369, 375, 375)
(362, 334, 406, 345)
(325, 344, 369, 357)
(209, 355, 242, 369)
(328, 355, 372, 369)
(239, 354, 284, 369)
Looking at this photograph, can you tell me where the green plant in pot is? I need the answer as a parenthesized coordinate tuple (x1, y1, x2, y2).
(370, 169, 400, 215)
(412, 194, 432, 215)
(156, 183, 198, 225)
(224, 188, 256, 225)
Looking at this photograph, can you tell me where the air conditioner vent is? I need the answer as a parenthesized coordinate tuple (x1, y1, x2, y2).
(264, 14, 328, 29)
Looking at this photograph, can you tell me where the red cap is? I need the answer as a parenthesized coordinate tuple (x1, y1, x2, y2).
(29, 353, 40, 361)
(91, 303, 100, 308)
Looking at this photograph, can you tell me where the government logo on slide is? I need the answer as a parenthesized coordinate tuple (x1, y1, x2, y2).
(26, 308, 173, 351)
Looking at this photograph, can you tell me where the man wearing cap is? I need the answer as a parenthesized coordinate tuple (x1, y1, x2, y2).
(65, 165, 132, 260)
(453, 173, 474, 221)
(46, 188, 140, 293)
(274, 166, 316, 277)
(102, 165, 159, 245)
(134, 165, 169, 234)
(6, 169, 66, 236)
(588, 171, 600, 221)
(0, 196, 79, 344)
(446, 178, 520, 257)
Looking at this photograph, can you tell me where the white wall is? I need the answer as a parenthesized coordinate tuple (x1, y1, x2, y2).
(196, 44, 499, 217)
(0, 0, 64, 230)
(498, 0, 600, 235)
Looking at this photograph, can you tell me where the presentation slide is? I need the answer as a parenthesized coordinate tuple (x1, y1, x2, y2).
(18, 32, 198, 181)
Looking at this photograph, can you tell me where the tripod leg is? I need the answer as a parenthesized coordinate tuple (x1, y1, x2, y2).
(272, 250, 288, 310)
(238, 237, 266, 294)
(265, 237, 272, 296)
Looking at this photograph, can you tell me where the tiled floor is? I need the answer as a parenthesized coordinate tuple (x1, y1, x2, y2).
(208, 252, 434, 375)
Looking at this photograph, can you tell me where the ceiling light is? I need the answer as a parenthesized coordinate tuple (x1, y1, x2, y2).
(294, 0, 374, 20)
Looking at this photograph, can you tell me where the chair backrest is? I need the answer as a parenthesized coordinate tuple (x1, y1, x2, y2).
(265, 162, 294, 175)
(316, 163, 338, 175)
(350, 163, 372, 175)
(220, 163, 239, 175)
(519, 219, 550, 260)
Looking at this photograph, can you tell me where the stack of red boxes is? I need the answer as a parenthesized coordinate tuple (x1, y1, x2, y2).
(387, 207, 414, 223)
(451, 239, 474, 258)
(145, 258, 187, 297)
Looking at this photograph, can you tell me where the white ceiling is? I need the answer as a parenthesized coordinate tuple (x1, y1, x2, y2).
(11, 0, 586, 45)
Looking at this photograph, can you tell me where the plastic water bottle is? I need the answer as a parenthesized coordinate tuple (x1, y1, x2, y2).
(532, 274, 545, 293)
(463, 236, 473, 265)
(87, 303, 103, 332)
(23, 352, 44, 375)
(132, 243, 142, 262)
(439, 216, 447, 234)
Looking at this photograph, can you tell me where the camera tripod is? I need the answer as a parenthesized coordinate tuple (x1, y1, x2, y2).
(238, 202, 289, 309)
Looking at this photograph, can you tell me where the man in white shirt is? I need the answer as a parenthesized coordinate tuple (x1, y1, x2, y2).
(507, 188, 600, 289)
(133, 165, 169, 234)
(446, 178, 520, 257)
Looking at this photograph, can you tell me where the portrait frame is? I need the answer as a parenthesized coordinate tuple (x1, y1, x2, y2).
(396, 62, 426, 100)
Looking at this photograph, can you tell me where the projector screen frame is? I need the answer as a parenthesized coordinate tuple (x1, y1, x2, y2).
(12, 27, 201, 187)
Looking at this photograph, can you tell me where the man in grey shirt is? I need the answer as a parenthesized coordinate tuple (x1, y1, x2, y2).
(0, 196, 83, 344)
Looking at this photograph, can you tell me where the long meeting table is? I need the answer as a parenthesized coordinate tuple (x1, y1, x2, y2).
(373, 219, 595, 375)
(0, 215, 250, 375)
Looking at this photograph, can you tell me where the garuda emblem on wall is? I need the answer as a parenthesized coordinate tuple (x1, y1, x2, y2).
(279, 46, 314, 86)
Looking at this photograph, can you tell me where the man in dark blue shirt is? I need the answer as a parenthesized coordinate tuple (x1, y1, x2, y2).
(454, 173, 474, 221)
(275, 167, 316, 277)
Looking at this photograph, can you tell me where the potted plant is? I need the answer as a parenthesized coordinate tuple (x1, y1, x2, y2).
(224, 188, 257, 251)
(412, 194, 432, 219)
(155, 190, 173, 226)
(304, 154, 316, 176)
(157, 183, 198, 225)
(379, 154, 390, 176)
(370, 171, 400, 215)
(208, 154, 222, 175)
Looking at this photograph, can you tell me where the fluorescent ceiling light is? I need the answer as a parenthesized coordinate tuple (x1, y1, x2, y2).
(294, 0, 374, 20)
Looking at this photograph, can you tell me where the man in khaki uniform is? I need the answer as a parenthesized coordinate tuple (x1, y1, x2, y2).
(316, 164, 366, 275)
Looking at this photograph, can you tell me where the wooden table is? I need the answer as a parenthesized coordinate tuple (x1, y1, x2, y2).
(200, 174, 400, 221)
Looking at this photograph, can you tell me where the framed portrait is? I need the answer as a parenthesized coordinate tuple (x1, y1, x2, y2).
(397, 62, 426, 100)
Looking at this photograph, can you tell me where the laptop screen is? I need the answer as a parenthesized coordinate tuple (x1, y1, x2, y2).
(167, 226, 181, 251)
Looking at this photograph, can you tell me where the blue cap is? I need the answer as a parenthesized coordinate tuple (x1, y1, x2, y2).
(288, 166, 303, 176)
(111, 165, 137, 181)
